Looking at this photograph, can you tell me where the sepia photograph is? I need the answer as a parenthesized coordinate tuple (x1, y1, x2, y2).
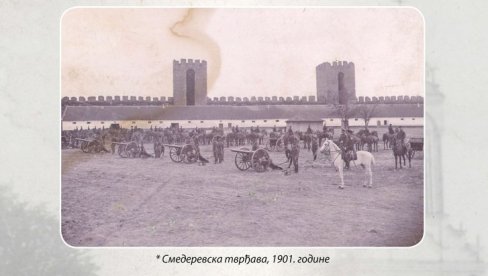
(60, 7, 424, 247)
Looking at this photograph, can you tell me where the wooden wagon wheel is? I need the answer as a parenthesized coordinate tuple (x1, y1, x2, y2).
(80, 141, 90, 153)
(169, 147, 182, 163)
(117, 144, 128, 158)
(180, 144, 198, 164)
(251, 148, 271, 172)
(125, 141, 140, 158)
(90, 141, 102, 153)
(234, 151, 252, 171)
(275, 137, 285, 152)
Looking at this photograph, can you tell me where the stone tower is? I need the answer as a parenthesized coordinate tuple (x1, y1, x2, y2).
(173, 59, 207, 106)
(316, 61, 356, 104)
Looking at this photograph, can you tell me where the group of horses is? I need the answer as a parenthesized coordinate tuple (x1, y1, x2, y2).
(318, 134, 414, 189)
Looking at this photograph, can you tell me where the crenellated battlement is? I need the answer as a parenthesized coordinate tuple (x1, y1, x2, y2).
(317, 60, 355, 70)
(61, 94, 423, 108)
(173, 58, 207, 66)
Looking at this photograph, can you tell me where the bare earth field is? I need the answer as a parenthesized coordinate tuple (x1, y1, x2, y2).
(61, 143, 423, 247)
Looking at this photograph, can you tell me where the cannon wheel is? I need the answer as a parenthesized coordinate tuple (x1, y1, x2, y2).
(275, 137, 285, 152)
(117, 144, 128, 158)
(125, 141, 140, 158)
(181, 144, 198, 164)
(89, 141, 102, 153)
(251, 148, 271, 172)
(80, 141, 90, 153)
(234, 151, 252, 171)
(169, 147, 182, 163)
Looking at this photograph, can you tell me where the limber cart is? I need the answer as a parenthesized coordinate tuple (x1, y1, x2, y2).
(409, 137, 424, 158)
(265, 136, 284, 152)
(75, 138, 107, 153)
(163, 144, 199, 164)
(230, 148, 271, 172)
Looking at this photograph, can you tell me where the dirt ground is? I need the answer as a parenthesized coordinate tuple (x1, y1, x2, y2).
(61, 142, 423, 247)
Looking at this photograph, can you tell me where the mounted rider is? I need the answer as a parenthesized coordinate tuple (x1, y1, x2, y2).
(364, 127, 370, 136)
(287, 126, 293, 136)
(339, 128, 356, 169)
(396, 126, 406, 146)
(388, 124, 394, 135)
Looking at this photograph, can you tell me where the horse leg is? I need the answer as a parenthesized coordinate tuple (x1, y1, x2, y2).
(368, 165, 373, 188)
(287, 151, 292, 168)
(363, 164, 373, 188)
(362, 165, 368, 187)
(338, 165, 345, 189)
(408, 152, 412, 168)
(294, 155, 299, 173)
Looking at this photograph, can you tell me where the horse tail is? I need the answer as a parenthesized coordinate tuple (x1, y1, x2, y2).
(370, 154, 376, 167)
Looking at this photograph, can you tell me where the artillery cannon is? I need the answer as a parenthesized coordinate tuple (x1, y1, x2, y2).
(230, 148, 271, 172)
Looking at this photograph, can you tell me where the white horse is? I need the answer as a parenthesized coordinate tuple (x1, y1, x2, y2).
(319, 138, 376, 189)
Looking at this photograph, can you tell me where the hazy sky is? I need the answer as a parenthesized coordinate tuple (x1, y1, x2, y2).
(61, 8, 424, 98)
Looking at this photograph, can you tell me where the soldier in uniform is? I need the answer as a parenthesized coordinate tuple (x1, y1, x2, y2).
(217, 136, 224, 163)
(339, 129, 355, 169)
(288, 134, 300, 173)
(388, 124, 395, 135)
(311, 134, 319, 161)
(306, 124, 312, 134)
(397, 126, 406, 144)
(212, 136, 219, 163)
(287, 126, 293, 136)
(154, 135, 164, 158)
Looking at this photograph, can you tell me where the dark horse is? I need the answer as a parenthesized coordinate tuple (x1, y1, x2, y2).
(392, 137, 413, 169)
(383, 133, 395, 149)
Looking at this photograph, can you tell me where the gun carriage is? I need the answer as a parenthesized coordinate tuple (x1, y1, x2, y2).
(163, 144, 199, 164)
(230, 148, 271, 172)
